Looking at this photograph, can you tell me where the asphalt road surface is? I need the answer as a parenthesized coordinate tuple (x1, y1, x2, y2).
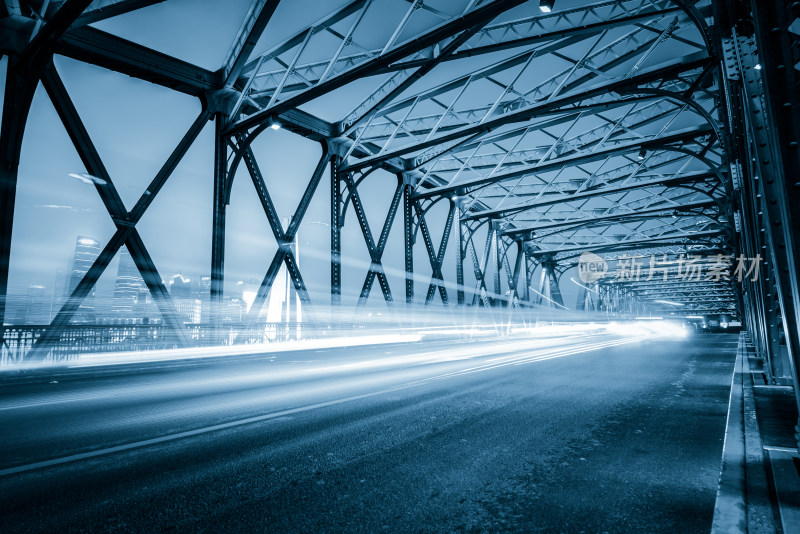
(0, 331, 738, 532)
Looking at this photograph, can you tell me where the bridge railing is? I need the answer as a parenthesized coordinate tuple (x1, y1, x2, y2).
(0, 306, 611, 366)
(0, 322, 372, 366)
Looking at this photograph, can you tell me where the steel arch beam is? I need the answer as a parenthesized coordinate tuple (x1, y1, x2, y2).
(502, 198, 719, 237)
(342, 57, 711, 174)
(414, 125, 715, 200)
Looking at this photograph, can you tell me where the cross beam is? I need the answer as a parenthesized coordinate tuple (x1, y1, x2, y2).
(343, 175, 403, 306)
(243, 148, 331, 325)
(502, 199, 718, 237)
(28, 62, 195, 359)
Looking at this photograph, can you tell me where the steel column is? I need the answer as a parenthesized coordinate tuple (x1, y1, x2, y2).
(331, 156, 342, 306)
(0, 0, 94, 328)
(510, 240, 523, 305)
(211, 114, 227, 332)
(455, 198, 464, 306)
(492, 222, 501, 305)
(403, 181, 414, 304)
(0, 68, 36, 329)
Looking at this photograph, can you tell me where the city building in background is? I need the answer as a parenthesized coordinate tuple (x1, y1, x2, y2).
(112, 248, 143, 323)
(12, 284, 49, 325)
(66, 236, 100, 324)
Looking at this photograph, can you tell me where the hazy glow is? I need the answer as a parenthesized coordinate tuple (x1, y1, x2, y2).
(68, 172, 107, 185)
(654, 300, 684, 307)
(607, 320, 688, 339)
(69, 333, 424, 368)
(1, 307, 701, 372)
(242, 290, 257, 312)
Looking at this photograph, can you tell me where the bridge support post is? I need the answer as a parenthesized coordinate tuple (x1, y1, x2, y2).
(211, 114, 228, 335)
(538, 259, 564, 309)
(330, 156, 342, 307)
(522, 245, 532, 304)
(454, 197, 464, 306)
(510, 240, 523, 306)
(0, 0, 94, 331)
(402, 174, 415, 305)
(492, 221, 501, 306)
(0, 68, 36, 331)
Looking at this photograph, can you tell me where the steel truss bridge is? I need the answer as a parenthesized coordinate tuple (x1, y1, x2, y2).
(0, 0, 798, 403)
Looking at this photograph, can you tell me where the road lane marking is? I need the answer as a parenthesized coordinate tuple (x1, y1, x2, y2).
(0, 387, 416, 477)
(763, 446, 798, 453)
(0, 393, 117, 411)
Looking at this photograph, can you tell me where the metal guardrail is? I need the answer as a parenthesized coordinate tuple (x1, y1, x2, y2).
(0, 322, 371, 365)
(1, 307, 621, 365)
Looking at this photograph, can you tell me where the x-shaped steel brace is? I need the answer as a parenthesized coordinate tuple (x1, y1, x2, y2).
(28, 63, 202, 358)
(342, 173, 402, 306)
(240, 143, 331, 326)
(467, 222, 494, 307)
(501, 238, 524, 307)
(415, 200, 455, 305)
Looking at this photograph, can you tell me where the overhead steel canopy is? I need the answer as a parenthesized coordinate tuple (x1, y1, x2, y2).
(218, 0, 732, 314)
(0, 0, 741, 331)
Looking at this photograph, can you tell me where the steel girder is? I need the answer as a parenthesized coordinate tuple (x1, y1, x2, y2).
(226, 0, 531, 137)
(57, 26, 222, 96)
(72, 1, 166, 26)
(461, 171, 718, 221)
(221, 0, 281, 87)
(501, 198, 719, 237)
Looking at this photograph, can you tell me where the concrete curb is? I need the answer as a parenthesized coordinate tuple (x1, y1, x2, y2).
(711, 332, 775, 533)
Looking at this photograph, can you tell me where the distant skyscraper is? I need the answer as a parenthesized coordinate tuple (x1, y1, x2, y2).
(67, 236, 100, 323)
(113, 248, 143, 321)
(11, 285, 47, 325)
(168, 274, 192, 299)
(194, 276, 211, 323)
(168, 274, 196, 323)
(52, 268, 67, 321)
(24, 284, 50, 325)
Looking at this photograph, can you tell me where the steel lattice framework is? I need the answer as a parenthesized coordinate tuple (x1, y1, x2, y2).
(0, 0, 737, 329)
(1, 0, 799, 425)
